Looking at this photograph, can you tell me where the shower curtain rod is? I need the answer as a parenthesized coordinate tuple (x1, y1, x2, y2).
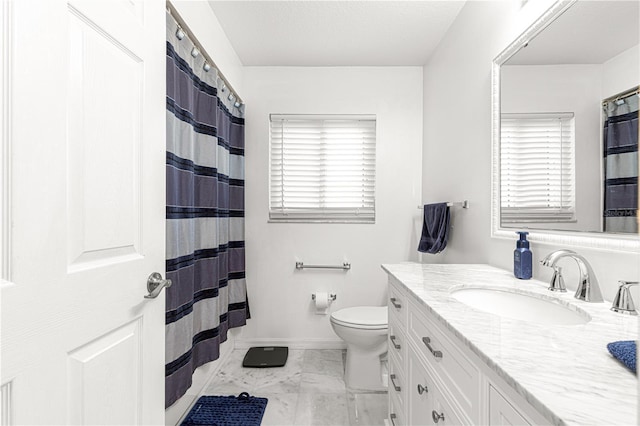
(166, 1, 243, 104)
(602, 86, 639, 105)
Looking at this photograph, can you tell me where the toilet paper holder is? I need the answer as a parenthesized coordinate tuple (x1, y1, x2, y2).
(312, 293, 337, 301)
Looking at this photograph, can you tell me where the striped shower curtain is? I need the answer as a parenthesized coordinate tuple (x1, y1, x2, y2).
(603, 90, 638, 233)
(165, 12, 248, 408)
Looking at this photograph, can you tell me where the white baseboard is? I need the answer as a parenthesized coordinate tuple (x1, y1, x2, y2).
(234, 337, 346, 350)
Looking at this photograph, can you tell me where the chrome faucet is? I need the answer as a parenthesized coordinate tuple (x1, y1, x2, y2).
(540, 250, 604, 303)
(611, 281, 639, 315)
(547, 265, 567, 293)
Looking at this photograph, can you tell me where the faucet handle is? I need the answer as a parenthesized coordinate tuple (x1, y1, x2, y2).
(548, 266, 567, 292)
(611, 280, 639, 315)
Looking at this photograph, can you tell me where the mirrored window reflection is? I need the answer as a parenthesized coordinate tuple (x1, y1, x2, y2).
(501, 113, 575, 224)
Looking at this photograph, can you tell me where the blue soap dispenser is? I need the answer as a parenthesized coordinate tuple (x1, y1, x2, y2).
(514, 231, 532, 279)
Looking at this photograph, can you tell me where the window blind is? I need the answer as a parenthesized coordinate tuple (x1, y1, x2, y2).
(269, 114, 376, 222)
(500, 113, 575, 222)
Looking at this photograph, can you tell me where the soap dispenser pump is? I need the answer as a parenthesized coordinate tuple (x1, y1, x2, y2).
(514, 231, 532, 279)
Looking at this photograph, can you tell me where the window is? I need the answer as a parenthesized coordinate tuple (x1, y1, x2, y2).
(269, 114, 376, 223)
(500, 113, 575, 223)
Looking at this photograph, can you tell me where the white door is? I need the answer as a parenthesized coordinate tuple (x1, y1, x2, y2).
(1, 0, 166, 424)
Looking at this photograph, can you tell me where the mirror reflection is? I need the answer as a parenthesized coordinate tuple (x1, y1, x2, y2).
(500, 1, 639, 233)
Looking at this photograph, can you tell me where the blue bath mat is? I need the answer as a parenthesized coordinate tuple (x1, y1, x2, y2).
(607, 340, 636, 373)
(181, 392, 268, 426)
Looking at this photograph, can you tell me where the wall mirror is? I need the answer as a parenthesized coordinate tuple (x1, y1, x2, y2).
(492, 0, 639, 251)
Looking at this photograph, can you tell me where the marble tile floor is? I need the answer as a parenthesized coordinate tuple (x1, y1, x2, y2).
(202, 349, 388, 426)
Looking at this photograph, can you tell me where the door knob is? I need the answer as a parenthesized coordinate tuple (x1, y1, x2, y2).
(432, 410, 445, 423)
(145, 272, 172, 299)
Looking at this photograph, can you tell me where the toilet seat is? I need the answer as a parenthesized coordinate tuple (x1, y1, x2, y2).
(330, 306, 388, 330)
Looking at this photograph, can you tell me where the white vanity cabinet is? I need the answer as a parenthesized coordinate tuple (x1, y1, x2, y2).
(488, 386, 531, 426)
(406, 346, 467, 426)
(388, 279, 408, 425)
(387, 276, 548, 426)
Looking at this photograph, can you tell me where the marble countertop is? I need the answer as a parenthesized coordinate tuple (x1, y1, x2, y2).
(381, 263, 637, 426)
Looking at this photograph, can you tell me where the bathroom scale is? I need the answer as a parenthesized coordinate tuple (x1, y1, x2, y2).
(242, 346, 288, 368)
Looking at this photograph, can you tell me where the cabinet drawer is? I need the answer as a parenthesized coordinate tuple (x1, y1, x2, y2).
(388, 322, 406, 367)
(408, 346, 469, 426)
(407, 347, 434, 426)
(408, 300, 479, 421)
(389, 389, 406, 426)
(389, 351, 406, 408)
(389, 278, 408, 328)
(489, 385, 531, 426)
(432, 381, 468, 426)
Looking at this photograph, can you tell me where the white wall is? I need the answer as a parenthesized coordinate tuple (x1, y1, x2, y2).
(501, 64, 603, 232)
(170, 0, 244, 97)
(602, 44, 639, 98)
(239, 67, 423, 347)
(421, 0, 638, 302)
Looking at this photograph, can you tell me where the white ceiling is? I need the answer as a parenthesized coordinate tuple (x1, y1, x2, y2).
(506, 1, 640, 65)
(207, 1, 466, 66)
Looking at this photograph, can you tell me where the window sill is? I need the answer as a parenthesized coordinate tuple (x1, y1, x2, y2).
(267, 219, 375, 224)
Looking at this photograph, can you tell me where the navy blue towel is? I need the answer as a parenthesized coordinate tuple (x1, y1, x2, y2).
(607, 340, 636, 373)
(418, 203, 450, 254)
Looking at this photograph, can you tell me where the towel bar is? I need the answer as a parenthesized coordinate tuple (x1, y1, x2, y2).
(417, 200, 469, 209)
(295, 261, 351, 271)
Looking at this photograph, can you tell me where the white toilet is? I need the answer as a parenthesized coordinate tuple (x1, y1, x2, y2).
(330, 306, 388, 391)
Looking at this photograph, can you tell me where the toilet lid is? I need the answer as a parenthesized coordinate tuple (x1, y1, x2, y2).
(331, 306, 388, 328)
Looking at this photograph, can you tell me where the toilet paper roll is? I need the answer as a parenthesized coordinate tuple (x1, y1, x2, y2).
(314, 292, 329, 315)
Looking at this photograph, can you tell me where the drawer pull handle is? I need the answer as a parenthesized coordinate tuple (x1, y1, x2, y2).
(390, 297, 402, 309)
(432, 410, 445, 423)
(417, 383, 428, 395)
(390, 413, 398, 426)
(390, 335, 401, 350)
(422, 337, 443, 359)
(389, 374, 401, 392)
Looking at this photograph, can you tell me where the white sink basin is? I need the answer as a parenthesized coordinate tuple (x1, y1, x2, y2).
(450, 287, 591, 325)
